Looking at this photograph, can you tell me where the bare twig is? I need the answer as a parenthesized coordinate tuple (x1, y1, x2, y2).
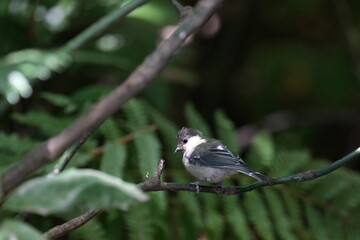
(0, 0, 224, 199)
(139, 147, 360, 194)
(170, 0, 192, 20)
(43, 209, 101, 239)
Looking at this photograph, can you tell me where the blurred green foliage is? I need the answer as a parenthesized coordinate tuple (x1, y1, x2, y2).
(1, 0, 360, 239)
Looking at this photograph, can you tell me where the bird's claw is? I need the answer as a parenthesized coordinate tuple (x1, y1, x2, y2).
(190, 180, 206, 194)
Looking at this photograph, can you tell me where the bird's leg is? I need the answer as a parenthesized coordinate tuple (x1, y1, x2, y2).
(190, 180, 207, 194)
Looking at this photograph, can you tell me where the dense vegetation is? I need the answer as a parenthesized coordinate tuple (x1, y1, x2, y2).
(0, 0, 359, 239)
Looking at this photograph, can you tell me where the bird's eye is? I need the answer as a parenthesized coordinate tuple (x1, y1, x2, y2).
(183, 139, 188, 144)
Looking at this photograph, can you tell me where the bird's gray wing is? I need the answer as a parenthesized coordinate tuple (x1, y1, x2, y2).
(190, 144, 251, 172)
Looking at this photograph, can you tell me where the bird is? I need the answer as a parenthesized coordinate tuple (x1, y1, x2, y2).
(175, 127, 272, 193)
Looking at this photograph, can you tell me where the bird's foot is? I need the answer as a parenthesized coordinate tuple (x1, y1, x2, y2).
(190, 180, 207, 194)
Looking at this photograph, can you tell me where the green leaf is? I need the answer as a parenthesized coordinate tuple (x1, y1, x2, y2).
(12, 111, 73, 137)
(223, 196, 253, 239)
(247, 131, 275, 171)
(133, 133, 161, 179)
(0, 219, 46, 240)
(263, 189, 297, 240)
(100, 142, 127, 178)
(202, 195, 223, 240)
(4, 168, 148, 215)
(244, 191, 275, 240)
(214, 109, 239, 153)
(126, 203, 154, 240)
(185, 103, 212, 137)
(305, 204, 328, 240)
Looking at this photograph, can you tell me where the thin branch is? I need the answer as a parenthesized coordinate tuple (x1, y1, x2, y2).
(170, 0, 192, 20)
(0, 0, 224, 199)
(63, 0, 150, 51)
(139, 147, 360, 194)
(43, 209, 101, 239)
(41, 148, 359, 238)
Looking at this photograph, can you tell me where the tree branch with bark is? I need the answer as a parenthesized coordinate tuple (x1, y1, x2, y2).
(0, 0, 224, 200)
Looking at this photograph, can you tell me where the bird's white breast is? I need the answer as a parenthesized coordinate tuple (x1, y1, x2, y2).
(182, 156, 237, 183)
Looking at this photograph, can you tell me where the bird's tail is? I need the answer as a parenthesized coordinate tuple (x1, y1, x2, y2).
(244, 171, 272, 183)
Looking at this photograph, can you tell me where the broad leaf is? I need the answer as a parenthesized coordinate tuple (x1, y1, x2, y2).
(4, 168, 148, 215)
(0, 219, 46, 240)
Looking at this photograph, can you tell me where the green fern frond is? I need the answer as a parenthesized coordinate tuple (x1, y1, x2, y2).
(247, 131, 275, 171)
(100, 142, 127, 178)
(214, 109, 239, 153)
(99, 117, 122, 140)
(124, 99, 148, 128)
(173, 174, 203, 229)
(12, 111, 72, 137)
(185, 103, 212, 137)
(0, 132, 37, 175)
(133, 133, 161, 180)
(126, 203, 154, 240)
(202, 195, 223, 240)
(304, 204, 328, 240)
(41, 92, 77, 113)
(282, 193, 308, 238)
(146, 104, 179, 160)
(69, 218, 107, 240)
(244, 191, 275, 240)
(123, 99, 161, 179)
(270, 149, 310, 177)
(263, 189, 297, 240)
(223, 196, 253, 239)
(325, 213, 345, 240)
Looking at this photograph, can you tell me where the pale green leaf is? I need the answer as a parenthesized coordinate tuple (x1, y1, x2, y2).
(0, 219, 46, 240)
(4, 168, 148, 215)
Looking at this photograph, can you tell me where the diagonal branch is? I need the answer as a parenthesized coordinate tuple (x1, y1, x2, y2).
(0, 0, 224, 199)
(43, 209, 101, 239)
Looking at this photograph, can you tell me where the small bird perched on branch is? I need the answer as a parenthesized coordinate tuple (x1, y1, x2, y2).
(175, 127, 272, 193)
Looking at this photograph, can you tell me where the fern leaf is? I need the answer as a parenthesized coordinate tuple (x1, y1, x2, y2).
(100, 142, 127, 178)
(223, 196, 253, 239)
(325, 213, 345, 240)
(214, 109, 239, 153)
(146, 104, 179, 159)
(173, 174, 203, 229)
(270, 149, 310, 177)
(247, 131, 275, 171)
(41, 92, 77, 113)
(282, 193, 307, 237)
(123, 99, 161, 179)
(185, 103, 212, 137)
(263, 189, 297, 240)
(12, 111, 72, 137)
(69, 218, 106, 240)
(99, 117, 122, 141)
(304, 204, 328, 240)
(244, 191, 275, 240)
(202, 194, 223, 240)
(126, 203, 153, 240)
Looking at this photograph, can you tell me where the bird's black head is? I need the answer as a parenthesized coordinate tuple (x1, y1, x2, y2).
(175, 127, 204, 152)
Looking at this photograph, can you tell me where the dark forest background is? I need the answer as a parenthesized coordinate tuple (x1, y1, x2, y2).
(0, 0, 360, 239)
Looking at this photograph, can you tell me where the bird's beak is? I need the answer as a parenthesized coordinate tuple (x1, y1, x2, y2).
(174, 146, 182, 153)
